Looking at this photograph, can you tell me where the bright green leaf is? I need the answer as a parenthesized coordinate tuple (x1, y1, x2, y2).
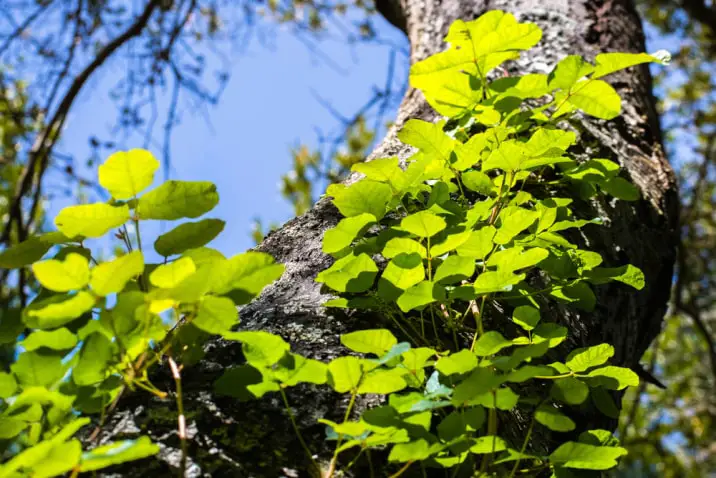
(193, 296, 238, 335)
(154, 219, 225, 257)
(90, 251, 144, 296)
(535, 403, 576, 432)
(55, 203, 130, 238)
(566, 344, 614, 372)
(149, 257, 196, 289)
(322, 213, 376, 254)
(21, 328, 77, 352)
(401, 211, 446, 238)
(79, 437, 160, 472)
(32, 253, 90, 292)
(341, 329, 397, 356)
(327, 180, 392, 219)
(137, 181, 219, 220)
(315, 253, 378, 293)
(98, 149, 159, 200)
(549, 442, 627, 470)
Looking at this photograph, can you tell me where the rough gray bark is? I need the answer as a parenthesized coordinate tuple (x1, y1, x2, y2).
(94, 0, 678, 476)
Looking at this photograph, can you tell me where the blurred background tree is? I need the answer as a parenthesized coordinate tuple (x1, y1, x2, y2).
(0, 0, 713, 475)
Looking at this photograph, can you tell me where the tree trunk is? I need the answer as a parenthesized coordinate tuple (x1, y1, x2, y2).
(94, 0, 678, 476)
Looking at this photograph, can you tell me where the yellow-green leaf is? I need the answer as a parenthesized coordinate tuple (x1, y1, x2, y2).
(137, 180, 219, 220)
(98, 149, 159, 200)
(90, 251, 144, 296)
(149, 257, 196, 289)
(32, 253, 90, 292)
(55, 203, 130, 238)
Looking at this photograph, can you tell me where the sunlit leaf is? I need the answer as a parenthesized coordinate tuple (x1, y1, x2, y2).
(137, 180, 219, 220)
(98, 149, 159, 200)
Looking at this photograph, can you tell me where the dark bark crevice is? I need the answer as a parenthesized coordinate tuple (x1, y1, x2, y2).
(90, 1, 678, 476)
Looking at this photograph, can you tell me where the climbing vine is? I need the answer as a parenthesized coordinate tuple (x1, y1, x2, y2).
(0, 10, 670, 478)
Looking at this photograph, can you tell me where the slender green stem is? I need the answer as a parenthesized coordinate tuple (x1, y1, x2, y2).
(388, 461, 414, 478)
(509, 417, 535, 478)
(280, 388, 319, 474)
(326, 389, 359, 478)
(168, 357, 187, 478)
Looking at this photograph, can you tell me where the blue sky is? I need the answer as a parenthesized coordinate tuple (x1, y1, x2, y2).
(49, 14, 408, 260)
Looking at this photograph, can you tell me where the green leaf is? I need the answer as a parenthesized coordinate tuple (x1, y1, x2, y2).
(352, 157, 404, 188)
(462, 170, 493, 195)
(326, 180, 392, 219)
(322, 213, 376, 254)
(535, 403, 576, 432)
(193, 296, 238, 334)
(397, 281, 445, 312)
(584, 264, 645, 290)
(401, 211, 447, 238)
(273, 353, 328, 386)
(223, 331, 289, 366)
(436, 349, 478, 375)
(430, 230, 472, 257)
(591, 387, 620, 419)
(434, 255, 475, 284)
(25, 292, 96, 329)
(214, 364, 279, 400)
(583, 366, 639, 390)
(567, 80, 621, 120)
(456, 226, 496, 259)
(182, 247, 226, 268)
(532, 323, 568, 348)
(551, 377, 589, 405)
(397, 119, 455, 166)
(90, 251, 144, 296)
(487, 247, 548, 273)
(494, 207, 539, 244)
(0, 372, 17, 398)
(473, 331, 512, 356)
(98, 149, 159, 200)
(11, 351, 66, 387)
(380, 253, 425, 291)
(315, 253, 378, 293)
(549, 442, 627, 470)
(513, 305, 540, 331)
(137, 180, 219, 220)
(601, 177, 640, 200)
(359, 368, 408, 394)
(79, 437, 160, 472)
(341, 329, 397, 356)
(73, 332, 117, 386)
(0, 417, 26, 439)
(0, 235, 62, 269)
(26, 439, 83, 478)
(149, 257, 196, 289)
(154, 218, 225, 257)
(213, 251, 284, 299)
(482, 141, 526, 172)
(383, 237, 427, 259)
(548, 55, 595, 90)
(32, 253, 90, 292)
(506, 365, 555, 383)
(328, 356, 364, 393)
(473, 270, 525, 295)
(566, 344, 614, 372)
(55, 203, 130, 238)
(470, 436, 508, 454)
(20, 328, 77, 352)
(388, 439, 435, 462)
(593, 51, 670, 79)
(525, 128, 577, 156)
